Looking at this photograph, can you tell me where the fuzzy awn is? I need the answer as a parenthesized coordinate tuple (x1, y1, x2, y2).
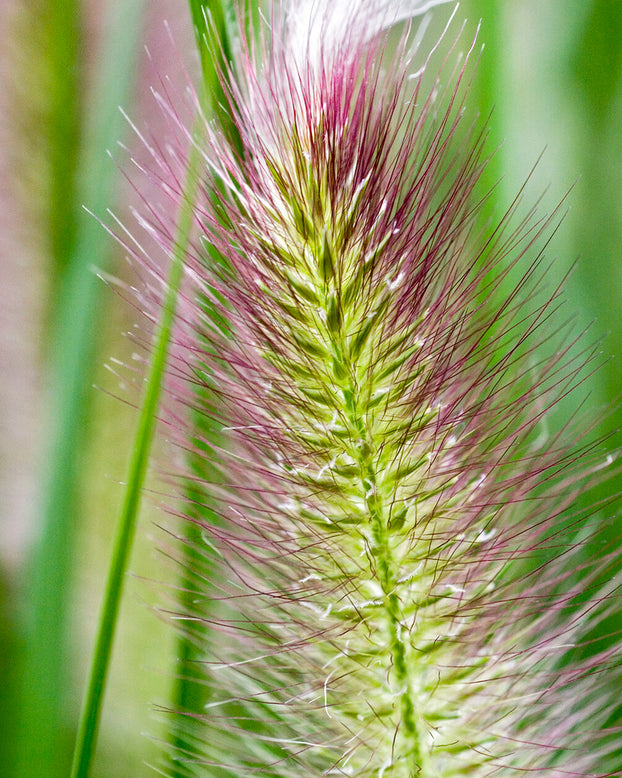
(129, 3, 621, 775)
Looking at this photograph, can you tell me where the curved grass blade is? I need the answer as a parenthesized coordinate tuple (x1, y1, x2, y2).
(69, 120, 205, 776)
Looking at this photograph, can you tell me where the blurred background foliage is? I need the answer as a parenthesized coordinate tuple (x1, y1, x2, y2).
(1, 0, 622, 775)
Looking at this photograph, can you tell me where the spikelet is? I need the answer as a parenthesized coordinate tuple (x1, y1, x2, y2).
(128, 3, 621, 775)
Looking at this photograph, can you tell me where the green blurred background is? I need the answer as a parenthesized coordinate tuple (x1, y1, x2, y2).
(1, 1, 621, 775)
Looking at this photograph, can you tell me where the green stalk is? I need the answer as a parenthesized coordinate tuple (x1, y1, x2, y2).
(168, 6, 235, 778)
(464, 0, 511, 342)
(323, 291, 428, 775)
(344, 394, 427, 773)
(187, 0, 245, 151)
(44, 0, 82, 292)
(70, 126, 204, 778)
(165, 4, 240, 771)
(13, 4, 145, 777)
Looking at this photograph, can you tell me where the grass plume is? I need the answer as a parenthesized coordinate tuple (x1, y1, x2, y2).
(121, 2, 622, 774)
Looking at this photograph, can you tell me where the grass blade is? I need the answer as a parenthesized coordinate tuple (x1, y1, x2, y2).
(69, 119, 204, 778)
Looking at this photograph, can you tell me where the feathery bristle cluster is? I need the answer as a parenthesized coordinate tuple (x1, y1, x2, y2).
(127, 4, 621, 776)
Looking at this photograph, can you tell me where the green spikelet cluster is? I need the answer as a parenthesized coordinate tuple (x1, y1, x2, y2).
(133, 5, 622, 776)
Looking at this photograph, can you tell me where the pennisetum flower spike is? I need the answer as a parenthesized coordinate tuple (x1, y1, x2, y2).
(128, 1, 621, 775)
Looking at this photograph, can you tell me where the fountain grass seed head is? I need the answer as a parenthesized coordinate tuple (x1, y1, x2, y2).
(125, 2, 622, 775)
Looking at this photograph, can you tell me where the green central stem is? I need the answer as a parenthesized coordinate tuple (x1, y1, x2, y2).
(343, 381, 426, 775)
(323, 308, 428, 776)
